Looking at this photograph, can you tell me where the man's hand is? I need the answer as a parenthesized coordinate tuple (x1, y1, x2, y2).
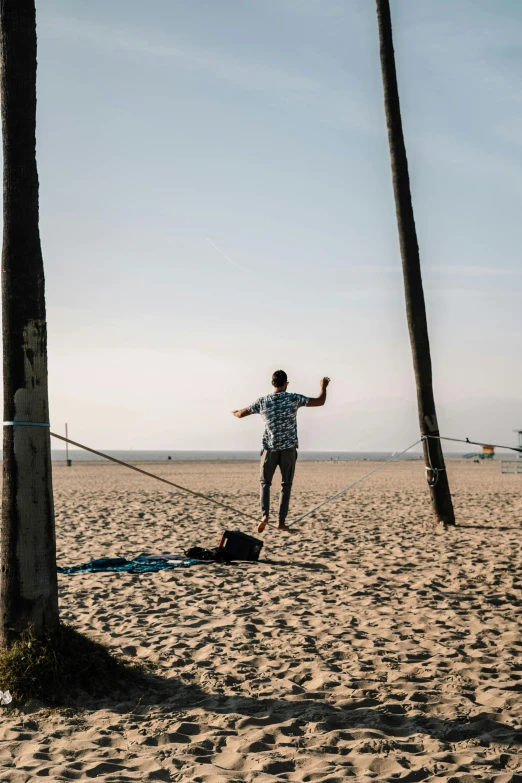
(232, 408, 252, 419)
(307, 376, 331, 408)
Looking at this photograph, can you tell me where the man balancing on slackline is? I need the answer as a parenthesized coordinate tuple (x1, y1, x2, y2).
(232, 371, 330, 534)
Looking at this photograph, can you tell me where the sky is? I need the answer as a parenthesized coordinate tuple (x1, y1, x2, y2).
(14, 0, 522, 450)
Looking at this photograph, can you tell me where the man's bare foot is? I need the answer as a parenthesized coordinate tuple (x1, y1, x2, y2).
(258, 514, 269, 534)
(278, 522, 293, 533)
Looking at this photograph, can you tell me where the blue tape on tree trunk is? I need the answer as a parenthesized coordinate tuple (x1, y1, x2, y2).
(3, 421, 50, 427)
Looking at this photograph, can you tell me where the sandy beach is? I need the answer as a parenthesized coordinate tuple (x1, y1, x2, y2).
(1, 457, 522, 781)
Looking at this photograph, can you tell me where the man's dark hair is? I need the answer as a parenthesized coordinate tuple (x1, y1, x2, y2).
(272, 369, 288, 387)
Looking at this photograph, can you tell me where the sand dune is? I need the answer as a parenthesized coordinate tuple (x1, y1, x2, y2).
(1, 458, 522, 781)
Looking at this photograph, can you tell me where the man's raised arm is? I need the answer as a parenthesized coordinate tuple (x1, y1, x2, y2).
(306, 377, 330, 408)
(232, 408, 252, 418)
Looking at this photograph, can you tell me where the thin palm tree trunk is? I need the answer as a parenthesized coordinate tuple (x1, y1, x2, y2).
(0, 0, 59, 644)
(375, 0, 455, 525)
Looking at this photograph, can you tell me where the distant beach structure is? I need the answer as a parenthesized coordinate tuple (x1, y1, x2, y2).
(463, 444, 495, 460)
(500, 429, 522, 474)
(515, 429, 522, 457)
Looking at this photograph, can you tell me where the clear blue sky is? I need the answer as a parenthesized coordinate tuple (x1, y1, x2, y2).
(28, 0, 522, 449)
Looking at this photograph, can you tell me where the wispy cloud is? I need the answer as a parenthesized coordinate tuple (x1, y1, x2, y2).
(206, 239, 250, 273)
(410, 130, 522, 198)
(39, 15, 319, 91)
(403, 3, 522, 105)
(395, 2, 522, 193)
(495, 117, 522, 147)
(425, 265, 521, 278)
(38, 14, 376, 133)
(282, 0, 350, 18)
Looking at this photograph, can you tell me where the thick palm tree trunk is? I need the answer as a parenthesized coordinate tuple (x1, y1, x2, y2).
(375, 0, 455, 525)
(0, 0, 59, 645)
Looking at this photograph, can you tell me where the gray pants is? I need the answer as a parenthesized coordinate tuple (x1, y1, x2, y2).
(260, 447, 297, 524)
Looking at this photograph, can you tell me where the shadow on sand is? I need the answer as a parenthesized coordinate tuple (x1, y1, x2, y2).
(101, 673, 522, 748)
(259, 557, 330, 571)
(455, 524, 522, 531)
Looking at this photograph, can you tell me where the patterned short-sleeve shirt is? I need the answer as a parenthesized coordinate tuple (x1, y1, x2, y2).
(248, 391, 309, 451)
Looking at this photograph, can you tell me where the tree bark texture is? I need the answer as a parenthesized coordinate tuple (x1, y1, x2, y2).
(375, 0, 455, 525)
(0, 0, 59, 644)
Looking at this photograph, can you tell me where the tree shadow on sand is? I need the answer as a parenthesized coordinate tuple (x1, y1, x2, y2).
(455, 524, 522, 531)
(105, 673, 522, 748)
(259, 558, 330, 571)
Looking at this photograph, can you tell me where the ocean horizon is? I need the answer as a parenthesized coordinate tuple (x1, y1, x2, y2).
(42, 449, 494, 463)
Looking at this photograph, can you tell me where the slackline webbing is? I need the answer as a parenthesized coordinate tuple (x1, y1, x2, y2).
(49, 431, 522, 531)
(425, 434, 522, 455)
(50, 432, 261, 526)
(288, 438, 423, 527)
(51, 432, 425, 529)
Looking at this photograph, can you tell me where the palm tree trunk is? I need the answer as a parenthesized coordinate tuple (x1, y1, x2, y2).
(0, 0, 59, 645)
(375, 0, 455, 525)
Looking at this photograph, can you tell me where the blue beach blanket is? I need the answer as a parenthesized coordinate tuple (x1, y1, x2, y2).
(57, 555, 203, 575)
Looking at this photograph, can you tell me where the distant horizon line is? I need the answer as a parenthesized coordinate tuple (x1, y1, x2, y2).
(47, 447, 515, 452)
(42, 448, 518, 458)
